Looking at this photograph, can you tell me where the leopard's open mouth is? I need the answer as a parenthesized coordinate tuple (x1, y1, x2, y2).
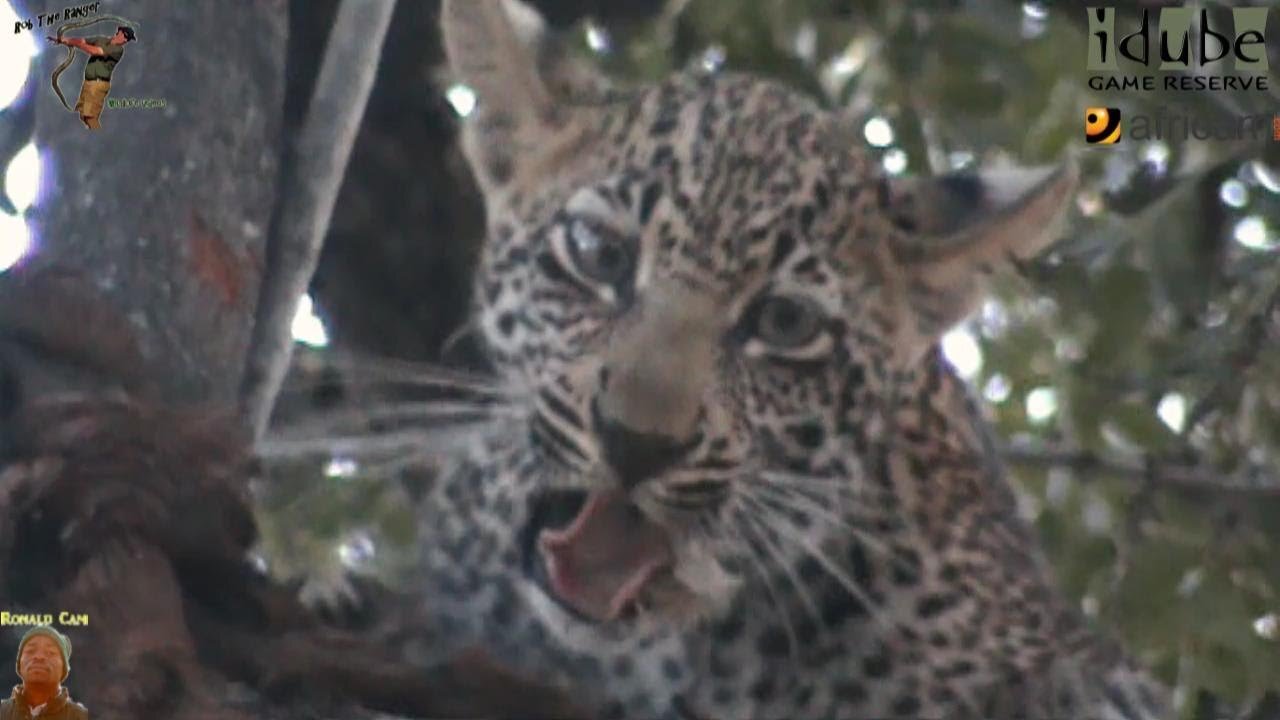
(520, 488, 675, 624)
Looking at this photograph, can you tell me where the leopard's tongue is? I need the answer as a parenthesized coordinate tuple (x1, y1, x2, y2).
(537, 489, 674, 622)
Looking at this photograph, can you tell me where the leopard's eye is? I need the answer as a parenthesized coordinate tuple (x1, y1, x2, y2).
(755, 295, 823, 348)
(740, 294, 833, 361)
(567, 219, 635, 287)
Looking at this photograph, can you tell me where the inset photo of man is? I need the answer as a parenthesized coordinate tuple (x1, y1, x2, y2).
(0, 625, 87, 720)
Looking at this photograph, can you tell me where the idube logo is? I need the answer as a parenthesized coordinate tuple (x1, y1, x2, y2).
(1086, 6, 1270, 92)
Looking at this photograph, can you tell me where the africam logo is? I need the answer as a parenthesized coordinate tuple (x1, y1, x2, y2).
(1085, 107, 1121, 144)
(1087, 7, 1271, 92)
(1086, 106, 1278, 145)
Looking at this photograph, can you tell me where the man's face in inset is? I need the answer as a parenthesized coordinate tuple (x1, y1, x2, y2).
(111, 29, 128, 45)
(18, 636, 62, 686)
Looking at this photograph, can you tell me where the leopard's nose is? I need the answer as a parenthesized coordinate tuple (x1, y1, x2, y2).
(593, 399, 700, 489)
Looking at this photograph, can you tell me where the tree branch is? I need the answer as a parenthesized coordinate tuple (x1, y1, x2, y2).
(1001, 439, 1280, 497)
(241, 0, 399, 441)
(1183, 281, 1280, 432)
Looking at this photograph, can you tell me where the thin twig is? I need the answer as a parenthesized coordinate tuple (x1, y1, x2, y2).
(240, 0, 399, 441)
(1184, 282, 1280, 432)
(1001, 440, 1280, 497)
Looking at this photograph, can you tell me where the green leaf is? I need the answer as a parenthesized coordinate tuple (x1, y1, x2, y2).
(1083, 264, 1153, 369)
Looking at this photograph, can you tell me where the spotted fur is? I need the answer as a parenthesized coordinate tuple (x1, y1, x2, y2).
(413, 2, 1173, 718)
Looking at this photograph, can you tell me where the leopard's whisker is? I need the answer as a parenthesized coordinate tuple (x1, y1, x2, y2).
(294, 352, 517, 393)
(754, 471, 889, 519)
(648, 483, 728, 512)
(749, 478, 907, 569)
(756, 469, 858, 520)
(277, 375, 517, 402)
(756, 468, 878, 501)
(353, 438, 494, 479)
(722, 514, 802, 665)
(259, 417, 517, 461)
(275, 400, 525, 437)
(737, 487, 894, 634)
(732, 494, 827, 630)
(258, 429, 443, 460)
(750, 480, 927, 585)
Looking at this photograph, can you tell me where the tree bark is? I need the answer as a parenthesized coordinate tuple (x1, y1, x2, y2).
(30, 0, 287, 405)
(0, 1, 590, 717)
(2, 2, 287, 716)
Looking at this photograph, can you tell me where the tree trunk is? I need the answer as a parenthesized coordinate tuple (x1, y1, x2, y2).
(30, 0, 287, 404)
(2, 2, 287, 717)
(0, 2, 589, 717)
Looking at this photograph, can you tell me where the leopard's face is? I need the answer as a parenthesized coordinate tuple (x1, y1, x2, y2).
(473, 74, 904, 631)
(442, 0, 1076, 640)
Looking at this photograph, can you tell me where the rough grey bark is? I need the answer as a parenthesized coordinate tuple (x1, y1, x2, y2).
(31, 0, 288, 405)
(0, 2, 590, 717)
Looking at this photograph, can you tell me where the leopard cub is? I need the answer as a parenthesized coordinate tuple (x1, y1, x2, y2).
(414, 2, 1173, 718)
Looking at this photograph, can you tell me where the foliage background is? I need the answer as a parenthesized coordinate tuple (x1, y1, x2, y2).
(205, 1, 1280, 718)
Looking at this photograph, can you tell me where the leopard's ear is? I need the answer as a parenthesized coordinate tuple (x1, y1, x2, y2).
(881, 163, 1078, 359)
(441, 0, 603, 198)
